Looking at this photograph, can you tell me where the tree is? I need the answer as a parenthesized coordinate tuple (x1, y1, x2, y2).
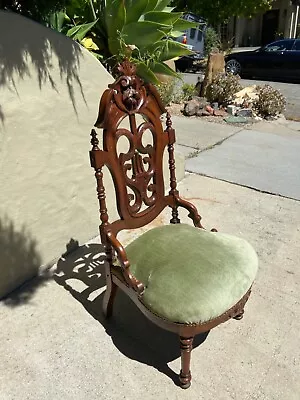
(0, 0, 70, 22)
(171, 0, 274, 25)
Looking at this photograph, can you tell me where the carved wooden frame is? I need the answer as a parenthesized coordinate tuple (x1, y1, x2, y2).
(89, 60, 252, 389)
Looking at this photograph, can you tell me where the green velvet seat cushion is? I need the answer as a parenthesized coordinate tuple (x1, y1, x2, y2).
(126, 224, 258, 324)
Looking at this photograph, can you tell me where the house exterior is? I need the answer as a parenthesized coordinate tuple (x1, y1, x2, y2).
(225, 0, 300, 47)
(176, 13, 206, 53)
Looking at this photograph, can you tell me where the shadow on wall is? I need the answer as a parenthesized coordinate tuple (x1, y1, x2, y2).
(0, 104, 4, 125)
(53, 243, 209, 385)
(0, 215, 50, 305)
(0, 10, 84, 115)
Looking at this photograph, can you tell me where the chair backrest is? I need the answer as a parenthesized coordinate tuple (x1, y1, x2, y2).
(89, 60, 179, 238)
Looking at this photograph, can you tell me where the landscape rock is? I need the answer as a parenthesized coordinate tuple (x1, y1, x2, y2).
(197, 97, 209, 109)
(190, 96, 209, 109)
(234, 86, 258, 106)
(214, 109, 228, 117)
(199, 110, 211, 116)
(183, 99, 199, 116)
(205, 105, 214, 115)
(224, 116, 249, 124)
(265, 115, 277, 121)
(236, 108, 253, 117)
(227, 105, 237, 115)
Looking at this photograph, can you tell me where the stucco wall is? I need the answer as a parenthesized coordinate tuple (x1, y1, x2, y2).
(0, 11, 184, 298)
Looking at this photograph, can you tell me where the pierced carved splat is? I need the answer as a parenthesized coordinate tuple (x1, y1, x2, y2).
(90, 60, 204, 237)
(117, 116, 157, 215)
(91, 60, 170, 233)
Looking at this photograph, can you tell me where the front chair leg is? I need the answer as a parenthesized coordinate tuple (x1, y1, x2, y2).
(179, 336, 194, 389)
(103, 277, 118, 319)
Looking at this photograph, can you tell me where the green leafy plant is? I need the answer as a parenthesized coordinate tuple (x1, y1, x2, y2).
(204, 26, 221, 56)
(182, 83, 196, 100)
(45, 1, 102, 57)
(206, 73, 242, 105)
(96, 0, 198, 83)
(254, 85, 286, 117)
(0, 0, 69, 22)
(5, 0, 198, 83)
(49, 0, 197, 83)
(156, 79, 178, 106)
(157, 80, 196, 106)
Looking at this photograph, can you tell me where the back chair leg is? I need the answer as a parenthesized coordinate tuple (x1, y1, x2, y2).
(233, 309, 245, 320)
(179, 336, 194, 389)
(103, 277, 118, 318)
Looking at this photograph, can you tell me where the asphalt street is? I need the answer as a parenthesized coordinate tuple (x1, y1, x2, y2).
(182, 73, 300, 120)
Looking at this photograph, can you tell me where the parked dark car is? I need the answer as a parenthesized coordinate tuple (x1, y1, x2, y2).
(175, 52, 204, 73)
(225, 39, 300, 80)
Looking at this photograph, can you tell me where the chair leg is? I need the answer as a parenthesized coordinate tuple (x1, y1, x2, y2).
(179, 336, 194, 389)
(233, 309, 245, 320)
(102, 277, 118, 319)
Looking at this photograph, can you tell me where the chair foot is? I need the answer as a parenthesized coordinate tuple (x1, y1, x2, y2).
(179, 371, 192, 389)
(233, 309, 245, 320)
(103, 280, 118, 319)
(179, 336, 193, 389)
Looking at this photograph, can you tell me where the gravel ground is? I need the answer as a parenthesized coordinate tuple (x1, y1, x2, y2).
(166, 103, 261, 128)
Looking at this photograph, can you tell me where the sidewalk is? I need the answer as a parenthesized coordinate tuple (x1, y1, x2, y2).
(173, 116, 300, 200)
(1, 117, 300, 400)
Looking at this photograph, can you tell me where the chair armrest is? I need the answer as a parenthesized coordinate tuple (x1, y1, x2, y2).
(174, 194, 204, 228)
(174, 194, 218, 232)
(106, 231, 145, 295)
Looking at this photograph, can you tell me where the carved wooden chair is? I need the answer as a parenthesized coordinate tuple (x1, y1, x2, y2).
(89, 60, 258, 389)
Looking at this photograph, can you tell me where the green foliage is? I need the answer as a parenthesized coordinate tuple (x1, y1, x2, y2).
(2, 0, 198, 84)
(181, 83, 196, 100)
(93, 0, 197, 83)
(204, 27, 221, 56)
(47, 0, 198, 84)
(157, 80, 196, 106)
(0, 0, 70, 22)
(172, 0, 273, 25)
(156, 79, 178, 106)
(254, 85, 286, 117)
(206, 73, 242, 105)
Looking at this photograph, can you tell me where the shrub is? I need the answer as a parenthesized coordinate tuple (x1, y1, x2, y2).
(181, 83, 196, 101)
(254, 85, 286, 117)
(156, 79, 179, 106)
(157, 80, 196, 106)
(204, 27, 221, 56)
(206, 73, 242, 106)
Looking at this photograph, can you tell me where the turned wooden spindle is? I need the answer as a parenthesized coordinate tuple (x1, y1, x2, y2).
(95, 167, 109, 246)
(166, 112, 180, 224)
(179, 336, 194, 389)
(90, 128, 100, 150)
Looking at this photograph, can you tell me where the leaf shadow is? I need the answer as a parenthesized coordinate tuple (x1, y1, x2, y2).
(0, 10, 85, 116)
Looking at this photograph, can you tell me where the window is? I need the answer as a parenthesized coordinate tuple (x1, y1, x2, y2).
(293, 40, 300, 51)
(197, 29, 203, 42)
(220, 22, 229, 43)
(265, 40, 294, 52)
(190, 28, 196, 39)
